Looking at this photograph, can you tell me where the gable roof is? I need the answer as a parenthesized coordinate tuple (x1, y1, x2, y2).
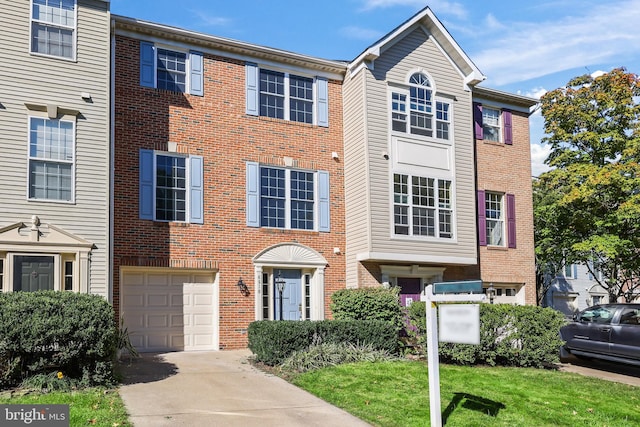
(348, 6, 485, 87)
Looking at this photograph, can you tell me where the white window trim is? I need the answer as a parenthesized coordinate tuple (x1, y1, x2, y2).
(150, 151, 192, 223)
(482, 105, 502, 143)
(485, 191, 505, 247)
(259, 166, 319, 231)
(389, 87, 452, 142)
(391, 172, 456, 241)
(259, 68, 318, 125)
(150, 44, 193, 93)
(29, 0, 78, 61)
(27, 115, 76, 204)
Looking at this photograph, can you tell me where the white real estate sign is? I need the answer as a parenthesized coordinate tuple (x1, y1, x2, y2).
(438, 304, 480, 345)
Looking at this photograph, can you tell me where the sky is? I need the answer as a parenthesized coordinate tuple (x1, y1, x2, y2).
(111, 0, 640, 177)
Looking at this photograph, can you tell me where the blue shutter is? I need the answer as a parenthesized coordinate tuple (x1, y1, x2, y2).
(317, 77, 329, 127)
(139, 149, 154, 220)
(246, 162, 260, 227)
(473, 102, 483, 140)
(477, 190, 486, 246)
(189, 51, 204, 96)
(573, 264, 578, 279)
(246, 63, 259, 116)
(189, 155, 204, 224)
(506, 193, 516, 248)
(318, 170, 330, 232)
(140, 41, 155, 88)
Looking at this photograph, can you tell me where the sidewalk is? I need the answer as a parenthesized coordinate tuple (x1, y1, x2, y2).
(118, 350, 372, 427)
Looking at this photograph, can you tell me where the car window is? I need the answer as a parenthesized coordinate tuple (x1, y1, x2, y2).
(619, 308, 640, 325)
(579, 306, 615, 324)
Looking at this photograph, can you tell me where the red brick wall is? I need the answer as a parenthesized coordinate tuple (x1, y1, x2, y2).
(476, 110, 536, 305)
(113, 35, 345, 349)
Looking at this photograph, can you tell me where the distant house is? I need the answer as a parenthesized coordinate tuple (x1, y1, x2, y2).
(0, 0, 111, 297)
(543, 263, 609, 316)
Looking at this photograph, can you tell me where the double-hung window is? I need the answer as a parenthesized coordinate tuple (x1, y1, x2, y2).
(393, 173, 453, 239)
(31, 0, 76, 59)
(246, 162, 330, 232)
(139, 149, 204, 224)
(139, 42, 204, 96)
(473, 103, 513, 144)
(391, 73, 450, 140)
(245, 63, 329, 127)
(258, 70, 314, 124)
(485, 192, 504, 246)
(28, 117, 74, 202)
(478, 190, 516, 248)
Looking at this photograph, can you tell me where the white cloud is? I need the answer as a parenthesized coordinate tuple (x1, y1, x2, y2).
(341, 26, 384, 41)
(472, 0, 640, 85)
(484, 13, 505, 31)
(531, 143, 552, 177)
(190, 10, 231, 27)
(360, 0, 468, 19)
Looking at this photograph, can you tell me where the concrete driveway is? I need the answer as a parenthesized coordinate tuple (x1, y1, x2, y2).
(118, 350, 371, 427)
(559, 354, 640, 387)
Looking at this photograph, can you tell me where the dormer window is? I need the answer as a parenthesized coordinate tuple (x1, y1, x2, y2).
(390, 73, 450, 140)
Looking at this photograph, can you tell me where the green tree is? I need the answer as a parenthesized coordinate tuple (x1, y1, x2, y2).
(536, 68, 640, 302)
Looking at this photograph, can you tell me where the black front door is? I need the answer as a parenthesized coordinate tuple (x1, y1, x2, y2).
(14, 255, 55, 291)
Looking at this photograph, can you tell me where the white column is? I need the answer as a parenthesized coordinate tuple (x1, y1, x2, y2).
(314, 267, 325, 320)
(254, 265, 263, 320)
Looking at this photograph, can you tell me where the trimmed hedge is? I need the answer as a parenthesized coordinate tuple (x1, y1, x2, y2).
(248, 320, 398, 365)
(0, 291, 118, 389)
(407, 302, 566, 368)
(330, 287, 404, 330)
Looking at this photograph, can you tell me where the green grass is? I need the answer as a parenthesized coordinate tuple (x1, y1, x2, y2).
(0, 388, 131, 427)
(292, 360, 640, 426)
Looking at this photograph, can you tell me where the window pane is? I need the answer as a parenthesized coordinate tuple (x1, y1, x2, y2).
(291, 171, 314, 229)
(394, 205, 409, 235)
(156, 155, 186, 221)
(157, 49, 187, 92)
(260, 167, 286, 227)
(482, 108, 501, 142)
(413, 207, 435, 236)
(260, 70, 285, 119)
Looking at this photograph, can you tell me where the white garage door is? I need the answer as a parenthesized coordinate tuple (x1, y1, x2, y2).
(121, 270, 218, 352)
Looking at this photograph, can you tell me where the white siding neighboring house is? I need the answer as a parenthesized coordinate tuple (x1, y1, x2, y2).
(543, 263, 609, 317)
(0, 0, 111, 298)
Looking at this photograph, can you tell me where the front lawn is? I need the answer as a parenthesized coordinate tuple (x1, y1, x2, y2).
(292, 361, 640, 426)
(0, 388, 130, 427)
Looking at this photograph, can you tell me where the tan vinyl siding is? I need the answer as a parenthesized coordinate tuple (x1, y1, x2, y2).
(363, 28, 477, 262)
(343, 70, 370, 287)
(0, 0, 111, 297)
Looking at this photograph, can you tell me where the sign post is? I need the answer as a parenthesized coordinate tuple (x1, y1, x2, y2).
(422, 281, 485, 427)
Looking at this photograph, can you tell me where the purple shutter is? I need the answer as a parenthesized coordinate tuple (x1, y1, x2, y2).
(506, 193, 516, 248)
(473, 102, 483, 140)
(503, 110, 513, 145)
(478, 190, 486, 246)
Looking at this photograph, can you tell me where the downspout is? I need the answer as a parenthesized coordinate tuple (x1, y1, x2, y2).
(109, 17, 115, 305)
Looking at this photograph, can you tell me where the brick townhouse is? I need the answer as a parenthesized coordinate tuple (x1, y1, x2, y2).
(112, 7, 537, 351)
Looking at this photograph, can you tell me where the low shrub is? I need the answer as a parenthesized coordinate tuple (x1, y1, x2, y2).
(330, 287, 404, 331)
(0, 291, 118, 390)
(406, 302, 566, 368)
(281, 342, 398, 373)
(248, 319, 398, 366)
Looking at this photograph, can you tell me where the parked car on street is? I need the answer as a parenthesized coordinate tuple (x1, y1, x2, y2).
(560, 304, 640, 366)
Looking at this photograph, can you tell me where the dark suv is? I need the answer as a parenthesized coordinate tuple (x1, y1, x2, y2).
(560, 304, 640, 366)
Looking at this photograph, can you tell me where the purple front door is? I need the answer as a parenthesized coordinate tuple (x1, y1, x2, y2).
(398, 277, 421, 307)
